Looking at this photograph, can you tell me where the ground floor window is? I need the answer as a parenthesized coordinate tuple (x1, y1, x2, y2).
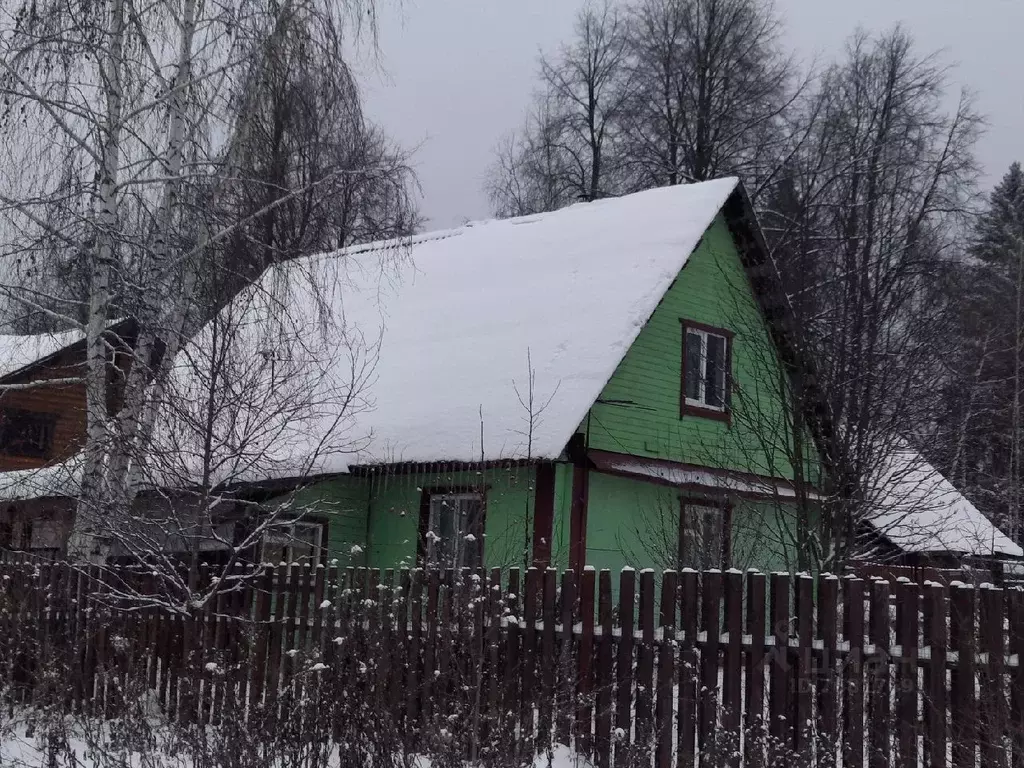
(420, 490, 485, 569)
(261, 519, 325, 565)
(679, 499, 730, 570)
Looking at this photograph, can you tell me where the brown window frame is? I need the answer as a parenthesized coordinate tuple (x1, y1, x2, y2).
(680, 319, 734, 424)
(416, 486, 488, 570)
(678, 496, 732, 571)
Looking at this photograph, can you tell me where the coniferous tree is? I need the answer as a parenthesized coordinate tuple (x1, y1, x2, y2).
(941, 162, 1024, 541)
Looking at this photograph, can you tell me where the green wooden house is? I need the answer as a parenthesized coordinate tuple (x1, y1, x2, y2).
(2, 177, 1018, 572)
(246, 177, 821, 575)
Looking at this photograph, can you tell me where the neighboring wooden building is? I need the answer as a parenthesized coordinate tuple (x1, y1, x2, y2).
(0, 321, 135, 555)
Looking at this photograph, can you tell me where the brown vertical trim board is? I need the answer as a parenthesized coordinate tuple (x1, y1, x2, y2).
(569, 463, 590, 572)
(532, 463, 556, 568)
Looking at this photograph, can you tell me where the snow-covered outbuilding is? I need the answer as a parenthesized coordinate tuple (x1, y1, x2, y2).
(855, 448, 1022, 578)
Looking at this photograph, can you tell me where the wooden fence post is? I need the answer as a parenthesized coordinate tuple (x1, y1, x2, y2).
(635, 569, 655, 756)
(699, 570, 722, 753)
(924, 581, 948, 768)
(980, 585, 1007, 768)
(745, 571, 766, 768)
(577, 567, 596, 756)
(722, 568, 743, 757)
(816, 574, 839, 760)
(557, 569, 577, 746)
(896, 580, 920, 768)
(768, 573, 790, 748)
(793, 574, 813, 752)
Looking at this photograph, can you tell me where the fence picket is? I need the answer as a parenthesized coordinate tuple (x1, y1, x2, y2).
(614, 569, 636, 768)
(868, 579, 892, 768)
(816, 574, 839, 755)
(655, 570, 676, 768)
(768, 573, 789, 747)
(843, 576, 866, 768)
(699, 570, 721, 753)
(794, 574, 813, 752)
(925, 581, 947, 768)
(635, 569, 655, 757)
(744, 571, 766, 768)
(577, 567, 596, 756)
(980, 585, 1007, 768)
(595, 570, 613, 768)
(896, 580, 920, 768)
(951, 584, 977, 768)
(558, 569, 577, 746)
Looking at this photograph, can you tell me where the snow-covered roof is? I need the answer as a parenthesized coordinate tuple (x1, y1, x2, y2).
(143, 178, 740, 483)
(864, 448, 1022, 558)
(0, 455, 82, 501)
(0, 327, 84, 378)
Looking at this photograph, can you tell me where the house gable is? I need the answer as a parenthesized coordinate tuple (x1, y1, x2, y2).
(584, 214, 796, 480)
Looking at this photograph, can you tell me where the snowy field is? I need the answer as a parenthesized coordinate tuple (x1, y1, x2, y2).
(0, 713, 594, 768)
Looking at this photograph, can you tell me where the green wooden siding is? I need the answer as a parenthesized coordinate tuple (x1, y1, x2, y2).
(585, 215, 794, 479)
(585, 471, 798, 576)
(285, 466, 545, 569)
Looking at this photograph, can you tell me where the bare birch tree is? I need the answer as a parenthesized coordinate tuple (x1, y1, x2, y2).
(0, 0, 417, 565)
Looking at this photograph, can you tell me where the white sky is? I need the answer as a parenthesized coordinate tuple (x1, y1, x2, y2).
(358, 0, 1024, 229)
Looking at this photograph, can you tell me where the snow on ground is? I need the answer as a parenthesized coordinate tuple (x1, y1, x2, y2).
(0, 715, 594, 768)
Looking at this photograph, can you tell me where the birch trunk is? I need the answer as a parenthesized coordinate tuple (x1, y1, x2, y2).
(105, 0, 199, 511)
(69, 0, 128, 560)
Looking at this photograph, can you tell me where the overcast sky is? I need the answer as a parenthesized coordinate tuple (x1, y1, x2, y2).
(358, 0, 1024, 230)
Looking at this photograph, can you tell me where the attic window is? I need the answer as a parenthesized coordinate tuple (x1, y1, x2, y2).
(0, 410, 55, 458)
(681, 320, 733, 422)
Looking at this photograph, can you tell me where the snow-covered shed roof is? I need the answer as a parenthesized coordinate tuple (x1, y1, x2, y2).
(864, 448, 1022, 558)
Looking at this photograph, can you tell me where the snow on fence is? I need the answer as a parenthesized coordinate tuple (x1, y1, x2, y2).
(0, 559, 1022, 767)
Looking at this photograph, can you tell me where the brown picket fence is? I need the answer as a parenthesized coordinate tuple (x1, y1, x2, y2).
(1, 558, 1023, 767)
